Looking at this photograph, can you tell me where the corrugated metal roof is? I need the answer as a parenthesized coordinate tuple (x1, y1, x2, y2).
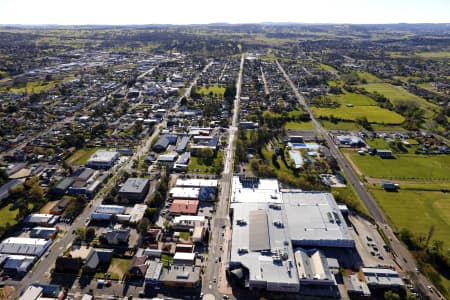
(249, 210, 270, 251)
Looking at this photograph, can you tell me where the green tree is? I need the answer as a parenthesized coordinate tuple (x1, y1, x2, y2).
(384, 290, 400, 300)
(138, 217, 150, 233)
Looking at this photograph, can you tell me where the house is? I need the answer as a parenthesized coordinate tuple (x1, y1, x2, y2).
(192, 226, 205, 243)
(239, 121, 259, 129)
(377, 149, 393, 158)
(86, 150, 119, 169)
(118, 178, 150, 202)
(173, 216, 206, 230)
(54, 256, 82, 274)
(127, 256, 148, 280)
(82, 248, 113, 273)
(101, 228, 130, 245)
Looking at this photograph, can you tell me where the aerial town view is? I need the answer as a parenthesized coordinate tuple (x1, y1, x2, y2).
(0, 1, 449, 300)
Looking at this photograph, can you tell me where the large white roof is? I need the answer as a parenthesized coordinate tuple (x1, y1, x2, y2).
(0, 237, 51, 257)
(231, 177, 281, 203)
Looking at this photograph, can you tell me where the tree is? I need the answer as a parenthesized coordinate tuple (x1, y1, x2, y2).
(425, 225, 435, 248)
(384, 291, 400, 300)
(86, 227, 96, 241)
(76, 227, 87, 241)
(138, 217, 150, 233)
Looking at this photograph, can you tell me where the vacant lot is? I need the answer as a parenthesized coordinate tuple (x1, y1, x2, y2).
(359, 83, 438, 113)
(312, 106, 404, 124)
(370, 187, 450, 248)
(348, 152, 450, 180)
(107, 258, 131, 280)
(328, 91, 377, 106)
(66, 148, 100, 166)
(284, 121, 315, 130)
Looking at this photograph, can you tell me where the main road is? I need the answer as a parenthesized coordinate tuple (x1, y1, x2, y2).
(8, 61, 213, 299)
(276, 59, 441, 300)
(202, 54, 245, 300)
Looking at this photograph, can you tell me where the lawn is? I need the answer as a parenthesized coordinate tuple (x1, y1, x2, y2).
(161, 254, 173, 268)
(348, 152, 450, 180)
(8, 80, 58, 94)
(359, 83, 439, 113)
(107, 258, 131, 280)
(312, 106, 405, 124)
(0, 204, 19, 227)
(320, 64, 338, 72)
(331, 185, 369, 217)
(284, 121, 315, 130)
(328, 91, 378, 106)
(188, 151, 223, 174)
(365, 138, 391, 149)
(197, 85, 225, 98)
(179, 231, 191, 241)
(370, 123, 406, 131)
(320, 120, 361, 130)
(369, 187, 450, 248)
(65, 148, 100, 166)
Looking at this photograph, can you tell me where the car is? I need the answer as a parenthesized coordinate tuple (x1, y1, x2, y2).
(223, 295, 229, 299)
(366, 236, 373, 241)
(138, 291, 145, 298)
(213, 277, 217, 283)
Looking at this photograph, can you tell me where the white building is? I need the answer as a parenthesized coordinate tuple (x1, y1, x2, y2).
(86, 150, 119, 169)
(0, 237, 52, 257)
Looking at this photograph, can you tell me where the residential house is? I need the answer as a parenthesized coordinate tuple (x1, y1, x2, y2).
(127, 256, 148, 280)
(54, 256, 82, 274)
(82, 248, 113, 274)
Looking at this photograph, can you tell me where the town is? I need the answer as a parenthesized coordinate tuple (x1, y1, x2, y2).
(0, 23, 449, 300)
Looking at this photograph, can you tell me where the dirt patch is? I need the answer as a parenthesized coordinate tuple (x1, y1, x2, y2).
(40, 200, 58, 213)
(0, 285, 15, 300)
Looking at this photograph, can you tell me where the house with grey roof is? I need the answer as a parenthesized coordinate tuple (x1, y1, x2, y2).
(118, 178, 150, 202)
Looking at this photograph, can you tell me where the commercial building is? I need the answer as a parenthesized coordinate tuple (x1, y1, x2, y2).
(228, 176, 354, 294)
(118, 178, 150, 202)
(29, 227, 57, 239)
(0, 237, 52, 257)
(173, 252, 196, 265)
(334, 135, 366, 148)
(144, 260, 163, 285)
(173, 215, 206, 230)
(169, 187, 199, 200)
(86, 150, 119, 169)
(175, 179, 218, 188)
(161, 265, 201, 288)
(377, 149, 393, 158)
(361, 267, 404, 289)
(169, 200, 199, 215)
(25, 214, 59, 226)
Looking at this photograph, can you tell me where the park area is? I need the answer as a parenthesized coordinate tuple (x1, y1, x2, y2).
(348, 152, 450, 180)
(312, 106, 405, 124)
(196, 85, 225, 97)
(328, 91, 378, 106)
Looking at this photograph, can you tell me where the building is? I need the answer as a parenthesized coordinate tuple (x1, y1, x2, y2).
(169, 187, 199, 200)
(0, 179, 23, 203)
(169, 200, 199, 215)
(129, 204, 147, 224)
(0, 237, 52, 257)
(174, 152, 190, 171)
(29, 227, 57, 239)
(54, 256, 83, 274)
(82, 248, 113, 273)
(334, 135, 366, 148)
(95, 205, 125, 214)
(25, 214, 59, 226)
(49, 177, 74, 195)
(86, 150, 119, 169)
(144, 260, 163, 285)
(101, 227, 130, 245)
(152, 136, 170, 152)
(161, 265, 201, 288)
(361, 267, 404, 289)
(118, 178, 150, 202)
(0, 255, 35, 274)
(173, 215, 206, 230)
(192, 226, 205, 243)
(156, 154, 178, 169)
(19, 284, 62, 300)
(127, 256, 148, 280)
(173, 252, 196, 265)
(175, 179, 218, 188)
(228, 176, 354, 294)
(176, 136, 190, 153)
(344, 274, 371, 297)
(49, 198, 71, 215)
(239, 121, 259, 129)
(294, 248, 339, 297)
(377, 149, 393, 158)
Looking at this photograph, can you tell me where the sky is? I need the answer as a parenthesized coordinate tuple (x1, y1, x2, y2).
(0, 0, 449, 25)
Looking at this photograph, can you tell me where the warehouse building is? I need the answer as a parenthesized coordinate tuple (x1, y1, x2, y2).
(86, 150, 119, 169)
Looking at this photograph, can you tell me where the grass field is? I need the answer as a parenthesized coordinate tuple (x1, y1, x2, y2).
(312, 106, 405, 124)
(0, 204, 19, 227)
(328, 91, 378, 106)
(369, 187, 450, 248)
(320, 120, 361, 130)
(370, 123, 406, 131)
(320, 64, 338, 72)
(348, 152, 450, 180)
(188, 151, 223, 174)
(197, 85, 225, 97)
(415, 51, 450, 59)
(365, 138, 391, 149)
(284, 121, 315, 130)
(356, 72, 382, 83)
(7, 80, 58, 94)
(66, 148, 100, 166)
(107, 258, 131, 280)
(359, 83, 439, 113)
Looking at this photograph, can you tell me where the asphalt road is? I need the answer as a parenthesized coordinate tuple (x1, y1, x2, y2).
(277, 59, 441, 300)
(202, 54, 244, 300)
